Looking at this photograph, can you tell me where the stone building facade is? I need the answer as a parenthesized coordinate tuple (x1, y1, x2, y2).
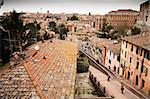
(106, 9, 139, 33)
(136, 0, 150, 32)
(120, 34, 150, 96)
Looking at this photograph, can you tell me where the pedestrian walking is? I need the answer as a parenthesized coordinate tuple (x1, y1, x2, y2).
(107, 76, 110, 81)
(121, 85, 124, 94)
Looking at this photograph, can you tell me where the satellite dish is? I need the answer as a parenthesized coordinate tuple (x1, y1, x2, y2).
(34, 45, 39, 51)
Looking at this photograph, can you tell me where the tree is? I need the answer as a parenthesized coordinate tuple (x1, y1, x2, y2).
(58, 24, 68, 40)
(0, 10, 25, 65)
(43, 31, 50, 40)
(0, 10, 41, 65)
(104, 24, 113, 33)
(89, 12, 91, 16)
(70, 15, 78, 21)
(49, 21, 57, 32)
(77, 57, 89, 73)
(25, 22, 41, 43)
(111, 31, 119, 39)
(131, 27, 140, 35)
(1, 10, 25, 51)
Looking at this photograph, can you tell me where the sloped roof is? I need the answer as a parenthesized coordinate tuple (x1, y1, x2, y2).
(122, 34, 150, 51)
(0, 39, 77, 98)
(0, 65, 40, 98)
(97, 38, 121, 55)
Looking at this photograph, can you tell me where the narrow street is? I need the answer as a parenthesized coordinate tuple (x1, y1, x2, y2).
(89, 66, 140, 99)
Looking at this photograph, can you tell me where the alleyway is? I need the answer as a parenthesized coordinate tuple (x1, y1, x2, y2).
(89, 66, 140, 99)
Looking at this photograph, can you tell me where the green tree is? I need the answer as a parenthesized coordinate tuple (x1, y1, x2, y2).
(58, 24, 68, 40)
(1, 10, 25, 51)
(0, 10, 25, 65)
(89, 12, 91, 16)
(70, 15, 78, 21)
(49, 21, 57, 32)
(104, 24, 113, 33)
(25, 22, 41, 43)
(77, 57, 89, 73)
(131, 27, 140, 35)
(0, 10, 41, 65)
(111, 31, 118, 39)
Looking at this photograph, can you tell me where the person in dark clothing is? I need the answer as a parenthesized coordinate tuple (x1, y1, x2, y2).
(121, 85, 124, 94)
(107, 76, 110, 81)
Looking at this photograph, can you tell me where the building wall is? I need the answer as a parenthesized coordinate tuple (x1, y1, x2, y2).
(106, 10, 139, 32)
(142, 58, 150, 95)
(136, 1, 150, 31)
(120, 40, 128, 75)
(105, 49, 120, 74)
(80, 15, 105, 31)
(97, 48, 102, 63)
(101, 46, 106, 65)
(95, 16, 105, 30)
(120, 39, 150, 95)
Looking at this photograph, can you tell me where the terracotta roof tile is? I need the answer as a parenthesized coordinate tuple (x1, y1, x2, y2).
(0, 39, 77, 99)
(97, 38, 121, 55)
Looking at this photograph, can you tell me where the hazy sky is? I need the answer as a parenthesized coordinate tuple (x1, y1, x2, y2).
(0, 0, 148, 15)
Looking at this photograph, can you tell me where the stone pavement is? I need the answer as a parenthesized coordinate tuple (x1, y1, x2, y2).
(0, 39, 77, 99)
(89, 66, 140, 99)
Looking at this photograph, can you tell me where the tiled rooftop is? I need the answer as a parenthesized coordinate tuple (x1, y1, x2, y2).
(96, 38, 121, 55)
(0, 39, 77, 99)
(122, 34, 150, 51)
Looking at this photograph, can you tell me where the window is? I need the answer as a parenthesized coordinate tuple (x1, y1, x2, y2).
(131, 45, 133, 51)
(109, 59, 111, 64)
(126, 42, 127, 48)
(141, 65, 144, 73)
(125, 51, 127, 58)
(140, 49, 143, 56)
(124, 61, 126, 66)
(136, 61, 139, 69)
(136, 46, 139, 54)
(114, 66, 116, 71)
(122, 49, 123, 54)
(142, 66, 148, 76)
(113, 54, 115, 58)
(144, 50, 150, 60)
(129, 57, 132, 63)
(127, 71, 130, 79)
(141, 79, 145, 89)
(117, 55, 120, 62)
(117, 67, 119, 74)
(136, 76, 138, 86)
(145, 68, 148, 76)
(146, 16, 148, 22)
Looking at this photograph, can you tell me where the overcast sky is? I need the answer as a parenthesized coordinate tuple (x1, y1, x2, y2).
(0, 0, 148, 15)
